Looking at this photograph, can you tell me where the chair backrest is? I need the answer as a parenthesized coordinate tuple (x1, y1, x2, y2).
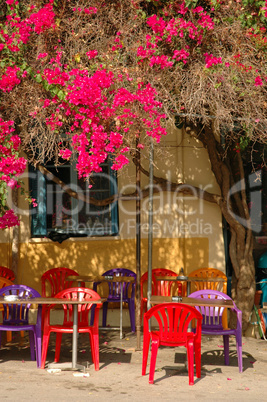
(102, 268, 136, 300)
(188, 289, 234, 329)
(41, 267, 80, 298)
(0, 277, 13, 289)
(188, 268, 227, 293)
(0, 266, 15, 281)
(53, 287, 102, 325)
(143, 302, 202, 345)
(0, 284, 41, 324)
(141, 268, 178, 298)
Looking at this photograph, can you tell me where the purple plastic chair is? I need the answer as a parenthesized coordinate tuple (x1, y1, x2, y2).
(90, 268, 136, 332)
(0, 285, 42, 368)
(188, 289, 243, 372)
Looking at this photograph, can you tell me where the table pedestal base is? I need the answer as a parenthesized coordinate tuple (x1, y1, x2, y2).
(47, 362, 86, 372)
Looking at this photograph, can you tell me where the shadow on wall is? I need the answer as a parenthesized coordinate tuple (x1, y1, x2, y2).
(16, 236, 210, 293)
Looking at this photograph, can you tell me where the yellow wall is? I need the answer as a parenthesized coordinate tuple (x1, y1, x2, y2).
(0, 237, 209, 293)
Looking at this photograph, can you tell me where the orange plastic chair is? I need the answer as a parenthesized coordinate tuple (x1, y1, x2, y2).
(0, 277, 14, 342)
(41, 287, 103, 370)
(188, 268, 228, 328)
(142, 303, 202, 385)
(41, 267, 85, 327)
(0, 266, 15, 281)
(188, 268, 227, 293)
(140, 269, 181, 320)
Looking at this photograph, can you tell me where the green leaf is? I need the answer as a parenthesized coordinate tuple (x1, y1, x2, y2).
(35, 74, 42, 83)
(57, 90, 66, 100)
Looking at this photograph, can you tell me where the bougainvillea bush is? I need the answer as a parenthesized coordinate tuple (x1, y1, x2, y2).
(1, 0, 267, 326)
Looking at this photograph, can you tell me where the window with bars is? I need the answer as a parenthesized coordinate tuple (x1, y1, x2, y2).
(29, 158, 118, 237)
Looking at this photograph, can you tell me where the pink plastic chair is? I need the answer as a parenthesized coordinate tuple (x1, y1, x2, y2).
(142, 303, 202, 385)
(0, 285, 42, 367)
(140, 269, 182, 320)
(41, 287, 102, 370)
(188, 290, 243, 372)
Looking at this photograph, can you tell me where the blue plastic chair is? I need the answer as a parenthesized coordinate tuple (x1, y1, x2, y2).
(0, 285, 42, 368)
(90, 268, 136, 332)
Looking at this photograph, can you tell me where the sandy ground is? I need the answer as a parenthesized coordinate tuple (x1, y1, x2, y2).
(0, 329, 267, 402)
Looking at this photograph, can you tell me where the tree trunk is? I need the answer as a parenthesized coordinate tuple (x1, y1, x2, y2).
(194, 123, 256, 332)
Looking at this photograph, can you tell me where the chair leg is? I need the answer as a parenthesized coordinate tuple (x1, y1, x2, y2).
(102, 301, 108, 327)
(90, 330, 100, 371)
(6, 331, 12, 343)
(148, 336, 159, 384)
(140, 299, 147, 324)
(54, 333, 63, 362)
(41, 331, 50, 369)
(35, 330, 42, 368)
(236, 333, 243, 373)
(194, 340, 202, 379)
(187, 337, 195, 385)
(41, 307, 47, 331)
(223, 334, 230, 366)
(222, 310, 228, 329)
(29, 330, 36, 361)
(89, 332, 96, 367)
(128, 301, 136, 332)
(142, 334, 150, 376)
(90, 304, 96, 326)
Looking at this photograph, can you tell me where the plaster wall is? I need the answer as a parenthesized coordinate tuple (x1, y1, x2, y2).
(0, 126, 225, 290)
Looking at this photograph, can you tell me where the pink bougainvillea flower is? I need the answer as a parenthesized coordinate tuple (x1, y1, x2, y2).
(255, 75, 263, 86)
(86, 50, 98, 59)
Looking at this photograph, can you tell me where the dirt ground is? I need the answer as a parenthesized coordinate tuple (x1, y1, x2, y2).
(0, 329, 267, 402)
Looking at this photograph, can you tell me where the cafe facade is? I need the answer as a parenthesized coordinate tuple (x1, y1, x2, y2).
(0, 125, 227, 295)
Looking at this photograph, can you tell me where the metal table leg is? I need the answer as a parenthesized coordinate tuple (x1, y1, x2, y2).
(48, 303, 85, 372)
(120, 282, 123, 339)
(187, 281, 191, 296)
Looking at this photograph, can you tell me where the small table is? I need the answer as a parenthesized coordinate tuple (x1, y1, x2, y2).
(156, 276, 226, 296)
(67, 275, 136, 339)
(0, 296, 105, 371)
(150, 295, 234, 308)
(150, 295, 234, 370)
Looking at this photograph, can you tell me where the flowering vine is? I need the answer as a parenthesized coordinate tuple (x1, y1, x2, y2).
(1, 0, 267, 229)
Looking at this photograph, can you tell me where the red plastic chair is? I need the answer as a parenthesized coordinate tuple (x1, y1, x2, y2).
(41, 287, 102, 370)
(188, 290, 243, 372)
(142, 303, 202, 385)
(41, 267, 83, 297)
(0, 266, 15, 281)
(41, 267, 84, 327)
(140, 269, 181, 320)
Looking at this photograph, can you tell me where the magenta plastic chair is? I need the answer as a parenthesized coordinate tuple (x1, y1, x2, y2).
(142, 303, 202, 385)
(0, 285, 42, 368)
(91, 268, 136, 332)
(188, 289, 243, 372)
